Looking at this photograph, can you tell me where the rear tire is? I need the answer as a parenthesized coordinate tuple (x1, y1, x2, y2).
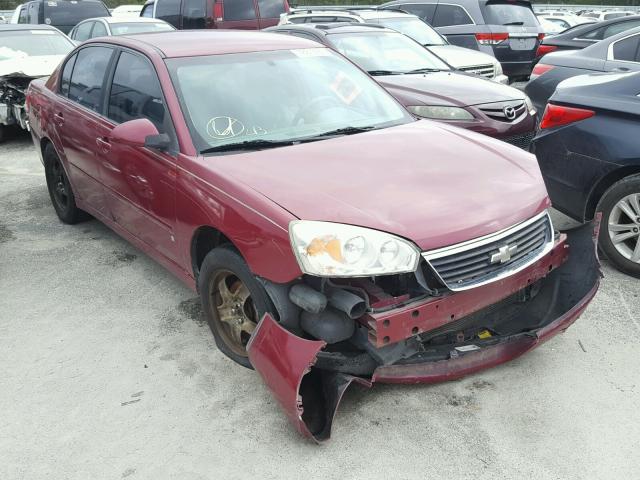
(43, 143, 90, 224)
(198, 246, 275, 369)
(596, 175, 640, 278)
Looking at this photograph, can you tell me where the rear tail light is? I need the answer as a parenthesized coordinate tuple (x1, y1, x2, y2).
(475, 32, 509, 45)
(538, 33, 545, 41)
(214, 2, 223, 20)
(530, 63, 555, 79)
(540, 103, 595, 129)
(535, 44, 558, 58)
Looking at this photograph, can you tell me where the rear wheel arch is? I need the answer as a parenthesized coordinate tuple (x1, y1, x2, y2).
(586, 166, 640, 220)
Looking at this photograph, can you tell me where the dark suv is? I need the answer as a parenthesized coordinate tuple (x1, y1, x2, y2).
(20, 0, 109, 34)
(140, 0, 289, 29)
(381, 0, 544, 80)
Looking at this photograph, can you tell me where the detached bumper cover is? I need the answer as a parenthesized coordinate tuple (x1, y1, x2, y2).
(248, 220, 601, 442)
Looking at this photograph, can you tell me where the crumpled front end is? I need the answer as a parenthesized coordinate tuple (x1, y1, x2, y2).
(248, 220, 601, 442)
(0, 74, 34, 130)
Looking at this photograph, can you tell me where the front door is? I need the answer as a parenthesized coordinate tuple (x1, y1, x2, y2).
(95, 50, 179, 263)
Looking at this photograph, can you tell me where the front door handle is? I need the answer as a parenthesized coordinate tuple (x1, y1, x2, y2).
(96, 137, 111, 153)
(53, 112, 64, 126)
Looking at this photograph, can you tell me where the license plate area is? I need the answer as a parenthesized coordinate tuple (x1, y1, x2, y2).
(509, 37, 535, 50)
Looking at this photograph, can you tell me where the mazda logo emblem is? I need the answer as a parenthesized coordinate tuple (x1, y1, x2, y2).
(503, 106, 517, 121)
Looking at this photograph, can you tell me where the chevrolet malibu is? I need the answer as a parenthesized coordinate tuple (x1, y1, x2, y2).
(26, 30, 600, 442)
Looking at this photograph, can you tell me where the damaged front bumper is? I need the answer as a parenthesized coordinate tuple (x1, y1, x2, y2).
(248, 220, 601, 442)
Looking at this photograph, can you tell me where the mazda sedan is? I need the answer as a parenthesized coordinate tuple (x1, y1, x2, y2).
(26, 31, 600, 442)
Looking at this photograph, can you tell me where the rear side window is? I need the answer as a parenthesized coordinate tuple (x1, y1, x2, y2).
(108, 51, 166, 129)
(482, 2, 538, 27)
(68, 46, 113, 112)
(156, 0, 181, 27)
(223, 0, 257, 20)
(393, 3, 437, 24)
(612, 34, 640, 62)
(432, 4, 474, 27)
(183, 0, 206, 28)
(60, 53, 77, 96)
(257, 0, 284, 18)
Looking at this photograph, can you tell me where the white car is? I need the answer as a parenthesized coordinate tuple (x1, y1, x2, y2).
(110, 4, 144, 18)
(537, 17, 565, 35)
(69, 16, 174, 42)
(580, 10, 636, 22)
(279, 8, 508, 84)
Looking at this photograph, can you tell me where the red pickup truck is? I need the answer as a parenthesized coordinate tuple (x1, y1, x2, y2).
(26, 30, 600, 442)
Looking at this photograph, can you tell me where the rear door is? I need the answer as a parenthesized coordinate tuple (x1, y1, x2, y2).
(480, 1, 541, 66)
(217, 0, 259, 29)
(55, 45, 115, 216)
(256, 0, 287, 28)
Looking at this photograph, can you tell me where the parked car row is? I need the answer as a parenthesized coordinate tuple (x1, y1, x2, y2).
(24, 29, 601, 442)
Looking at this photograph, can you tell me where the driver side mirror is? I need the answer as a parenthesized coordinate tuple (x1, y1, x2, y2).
(110, 118, 172, 152)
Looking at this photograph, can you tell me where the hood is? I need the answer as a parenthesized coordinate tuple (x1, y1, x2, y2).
(0, 54, 66, 78)
(208, 121, 549, 251)
(427, 45, 498, 70)
(376, 71, 523, 108)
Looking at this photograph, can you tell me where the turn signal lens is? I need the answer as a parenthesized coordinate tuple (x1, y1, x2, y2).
(475, 32, 508, 45)
(540, 104, 595, 130)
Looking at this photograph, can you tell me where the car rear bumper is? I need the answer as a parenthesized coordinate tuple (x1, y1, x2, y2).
(501, 60, 536, 78)
(248, 220, 601, 442)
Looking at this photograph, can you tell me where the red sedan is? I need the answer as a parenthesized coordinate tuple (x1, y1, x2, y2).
(26, 30, 600, 442)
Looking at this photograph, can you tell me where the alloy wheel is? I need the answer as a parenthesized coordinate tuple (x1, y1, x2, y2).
(50, 158, 69, 210)
(608, 193, 640, 263)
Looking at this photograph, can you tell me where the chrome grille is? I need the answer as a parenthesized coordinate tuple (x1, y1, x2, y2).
(478, 100, 527, 122)
(422, 211, 554, 291)
(502, 131, 535, 150)
(458, 64, 495, 79)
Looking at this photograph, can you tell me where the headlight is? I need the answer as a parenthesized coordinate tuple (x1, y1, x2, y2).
(524, 95, 536, 115)
(407, 105, 474, 121)
(289, 221, 420, 277)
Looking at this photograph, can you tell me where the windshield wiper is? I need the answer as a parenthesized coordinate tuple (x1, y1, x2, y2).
(503, 21, 524, 25)
(305, 125, 378, 140)
(405, 67, 442, 74)
(200, 139, 296, 154)
(367, 69, 404, 76)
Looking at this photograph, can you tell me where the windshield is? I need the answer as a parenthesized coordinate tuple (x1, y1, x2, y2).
(110, 22, 175, 35)
(377, 17, 447, 46)
(0, 30, 74, 60)
(328, 32, 449, 74)
(483, 2, 538, 27)
(166, 49, 412, 153)
(604, 12, 628, 20)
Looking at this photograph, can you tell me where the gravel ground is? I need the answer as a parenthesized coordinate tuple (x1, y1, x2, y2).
(1, 130, 639, 480)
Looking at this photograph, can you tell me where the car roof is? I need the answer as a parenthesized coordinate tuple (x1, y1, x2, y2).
(274, 23, 396, 36)
(80, 16, 166, 24)
(0, 24, 60, 32)
(288, 8, 417, 20)
(87, 30, 322, 58)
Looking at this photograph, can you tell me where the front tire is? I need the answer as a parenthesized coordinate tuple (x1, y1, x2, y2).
(43, 143, 89, 224)
(596, 175, 640, 278)
(198, 247, 275, 368)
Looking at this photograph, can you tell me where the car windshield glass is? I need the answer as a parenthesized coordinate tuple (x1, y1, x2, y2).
(377, 17, 447, 45)
(604, 13, 627, 20)
(329, 32, 449, 73)
(166, 49, 412, 153)
(483, 2, 538, 27)
(0, 30, 74, 60)
(110, 22, 175, 35)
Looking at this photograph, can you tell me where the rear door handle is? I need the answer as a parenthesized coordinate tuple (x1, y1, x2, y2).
(53, 112, 64, 126)
(96, 137, 111, 153)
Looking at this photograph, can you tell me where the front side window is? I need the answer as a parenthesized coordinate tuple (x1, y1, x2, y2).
(166, 48, 412, 153)
(482, 2, 538, 27)
(433, 4, 474, 27)
(257, 0, 285, 18)
(377, 16, 447, 46)
(68, 46, 113, 112)
(612, 35, 640, 62)
(0, 30, 74, 59)
(108, 51, 166, 129)
(223, 0, 257, 21)
(329, 31, 450, 74)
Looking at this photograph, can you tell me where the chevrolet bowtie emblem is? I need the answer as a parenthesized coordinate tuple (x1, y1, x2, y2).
(490, 244, 518, 264)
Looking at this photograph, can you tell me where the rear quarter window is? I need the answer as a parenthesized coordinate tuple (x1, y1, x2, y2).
(482, 1, 538, 27)
(432, 4, 474, 27)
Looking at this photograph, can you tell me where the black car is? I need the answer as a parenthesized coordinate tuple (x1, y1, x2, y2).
(536, 14, 640, 56)
(380, 0, 544, 80)
(20, 0, 109, 34)
(526, 26, 640, 113)
(532, 72, 640, 277)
